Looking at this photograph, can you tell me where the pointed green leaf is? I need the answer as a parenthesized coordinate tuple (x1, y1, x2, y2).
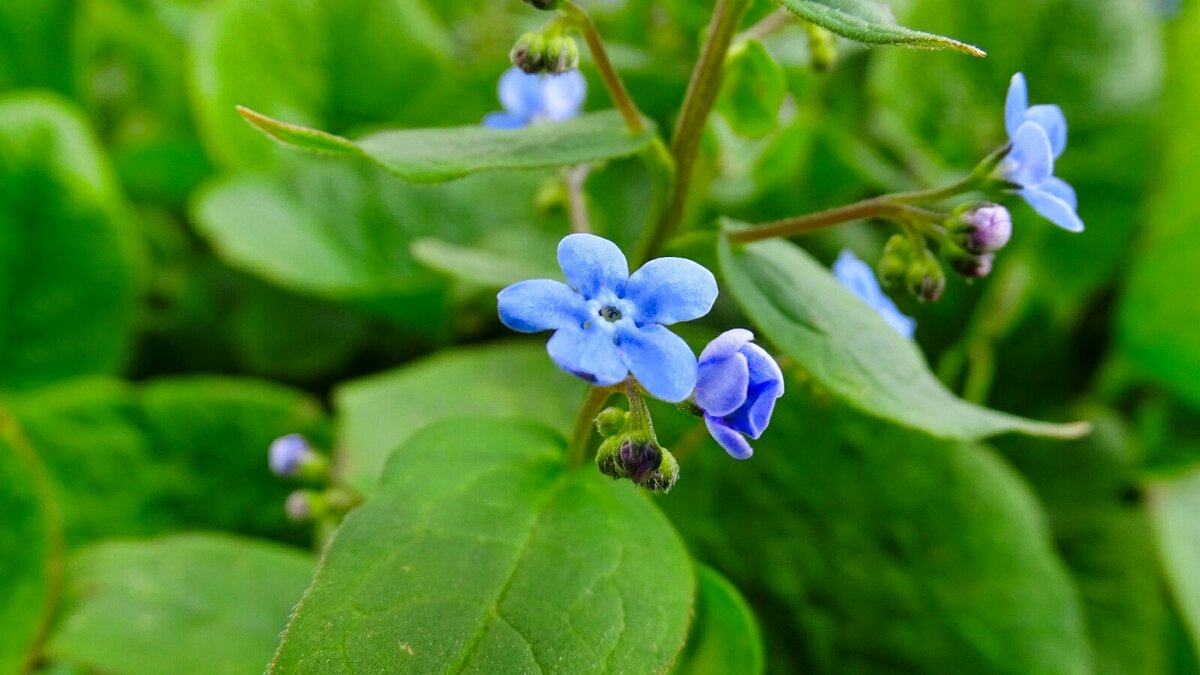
(47, 534, 314, 675)
(237, 107, 656, 183)
(718, 234, 1088, 440)
(671, 566, 764, 675)
(271, 418, 694, 673)
(774, 0, 984, 56)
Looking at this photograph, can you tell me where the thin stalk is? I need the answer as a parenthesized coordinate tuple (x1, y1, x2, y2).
(566, 386, 614, 469)
(633, 137, 677, 263)
(561, 2, 645, 135)
(563, 164, 592, 233)
(648, 0, 753, 261)
(728, 200, 943, 244)
(737, 7, 794, 44)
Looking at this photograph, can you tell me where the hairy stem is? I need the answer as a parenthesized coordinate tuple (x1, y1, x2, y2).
(566, 386, 614, 469)
(561, 2, 645, 135)
(727, 199, 943, 243)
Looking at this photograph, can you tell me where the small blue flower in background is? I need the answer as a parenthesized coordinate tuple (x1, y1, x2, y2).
(497, 233, 717, 403)
(269, 434, 313, 477)
(997, 72, 1084, 233)
(483, 67, 586, 129)
(693, 329, 785, 460)
(833, 250, 917, 339)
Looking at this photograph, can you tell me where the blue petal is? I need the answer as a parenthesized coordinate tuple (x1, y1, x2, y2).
(498, 67, 544, 120)
(699, 328, 755, 363)
(483, 112, 529, 129)
(1039, 176, 1078, 210)
(1020, 187, 1085, 233)
(1005, 72, 1029, 139)
(1003, 122, 1054, 188)
(540, 70, 587, 121)
(743, 342, 784, 390)
(498, 279, 586, 333)
(557, 233, 629, 298)
(833, 250, 885, 306)
(695, 351, 749, 417)
(617, 324, 697, 403)
(623, 257, 718, 326)
(1024, 104, 1067, 158)
(705, 415, 754, 460)
(547, 325, 628, 385)
(728, 381, 783, 440)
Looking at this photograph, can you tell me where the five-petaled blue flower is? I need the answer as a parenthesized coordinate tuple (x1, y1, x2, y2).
(269, 434, 313, 477)
(483, 67, 586, 129)
(693, 329, 784, 460)
(997, 72, 1084, 233)
(497, 234, 718, 403)
(833, 250, 916, 339)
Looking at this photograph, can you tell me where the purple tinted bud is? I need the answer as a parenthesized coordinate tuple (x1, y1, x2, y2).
(952, 204, 1012, 254)
(269, 434, 312, 477)
(285, 490, 317, 521)
(619, 439, 662, 484)
(951, 252, 995, 279)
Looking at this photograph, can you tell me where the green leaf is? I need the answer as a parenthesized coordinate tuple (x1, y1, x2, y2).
(1149, 467, 1200, 662)
(0, 92, 142, 392)
(334, 342, 587, 493)
(671, 566, 764, 675)
(1117, 7, 1200, 408)
(718, 235, 1088, 440)
(238, 107, 657, 183)
(411, 232, 562, 289)
(271, 418, 694, 673)
(191, 0, 452, 168)
(660, 384, 1091, 674)
(718, 40, 787, 139)
(47, 534, 314, 675)
(773, 0, 984, 56)
(0, 412, 59, 675)
(0, 0, 74, 94)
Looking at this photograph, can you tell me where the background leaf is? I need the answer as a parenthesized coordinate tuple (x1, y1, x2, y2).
(671, 566, 765, 675)
(272, 418, 694, 674)
(46, 534, 313, 675)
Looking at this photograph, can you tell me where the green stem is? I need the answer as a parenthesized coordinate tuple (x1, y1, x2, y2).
(727, 199, 943, 244)
(561, 2, 645, 135)
(633, 137, 677, 264)
(624, 381, 656, 438)
(649, 0, 752, 260)
(566, 386, 614, 469)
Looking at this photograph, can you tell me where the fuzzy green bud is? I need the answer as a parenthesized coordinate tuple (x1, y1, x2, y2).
(596, 433, 678, 492)
(905, 250, 946, 303)
(594, 407, 628, 437)
(542, 34, 580, 75)
(944, 242, 995, 279)
(510, 32, 547, 74)
(805, 23, 838, 73)
(877, 234, 914, 288)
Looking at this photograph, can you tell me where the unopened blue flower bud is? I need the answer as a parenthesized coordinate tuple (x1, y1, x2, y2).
(542, 34, 580, 75)
(594, 407, 628, 437)
(285, 489, 322, 522)
(949, 203, 1012, 255)
(510, 32, 548, 74)
(596, 433, 676, 492)
(905, 251, 945, 303)
(270, 434, 311, 476)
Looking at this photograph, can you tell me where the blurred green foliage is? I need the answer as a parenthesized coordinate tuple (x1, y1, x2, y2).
(1, 0, 1198, 673)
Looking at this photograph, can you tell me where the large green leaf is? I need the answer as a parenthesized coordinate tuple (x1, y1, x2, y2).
(1149, 467, 1200, 661)
(1117, 7, 1200, 408)
(238, 107, 657, 183)
(660, 382, 1091, 674)
(0, 93, 141, 392)
(773, 0, 984, 55)
(671, 566, 764, 675)
(190, 0, 452, 168)
(0, 0, 74, 95)
(0, 411, 59, 675)
(718, 235, 1087, 440)
(334, 342, 587, 494)
(272, 418, 694, 673)
(46, 534, 314, 675)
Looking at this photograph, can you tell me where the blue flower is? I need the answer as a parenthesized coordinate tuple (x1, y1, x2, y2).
(483, 67, 586, 129)
(497, 234, 717, 403)
(997, 72, 1084, 233)
(833, 250, 917, 339)
(693, 329, 784, 460)
(269, 434, 313, 477)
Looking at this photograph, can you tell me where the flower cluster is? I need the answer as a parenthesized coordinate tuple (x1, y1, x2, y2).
(996, 73, 1084, 232)
(498, 234, 785, 473)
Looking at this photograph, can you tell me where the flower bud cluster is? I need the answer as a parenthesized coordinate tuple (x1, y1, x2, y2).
(942, 203, 1012, 280)
(877, 235, 945, 303)
(510, 32, 580, 75)
(596, 434, 679, 494)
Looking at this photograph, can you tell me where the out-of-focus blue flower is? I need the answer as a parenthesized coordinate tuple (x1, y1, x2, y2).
(269, 434, 313, 477)
(833, 250, 917, 339)
(483, 67, 586, 129)
(998, 73, 1084, 233)
(497, 234, 717, 403)
(1153, 0, 1182, 19)
(693, 329, 784, 460)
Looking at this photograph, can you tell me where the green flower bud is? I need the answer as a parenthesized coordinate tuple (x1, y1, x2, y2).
(642, 450, 679, 495)
(523, 0, 564, 9)
(905, 250, 946, 303)
(944, 242, 995, 279)
(596, 432, 677, 492)
(594, 407, 628, 437)
(877, 234, 914, 288)
(805, 23, 838, 73)
(510, 32, 547, 74)
(542, 34, 580, 75)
